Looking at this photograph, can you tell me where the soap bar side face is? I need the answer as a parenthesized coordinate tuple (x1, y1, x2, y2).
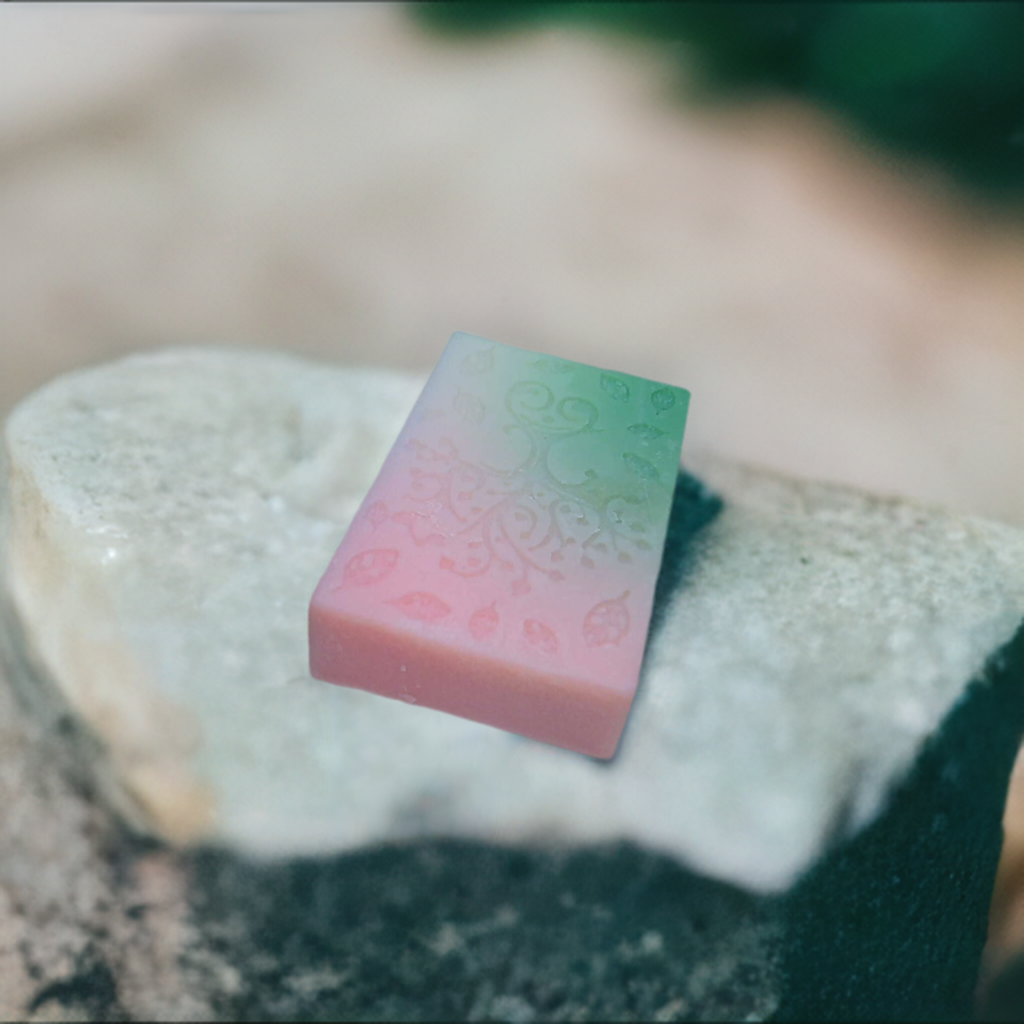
(310, 333, 689, 756)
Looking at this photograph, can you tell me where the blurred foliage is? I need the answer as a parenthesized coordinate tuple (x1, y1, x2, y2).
(412, 2, 1024, 199)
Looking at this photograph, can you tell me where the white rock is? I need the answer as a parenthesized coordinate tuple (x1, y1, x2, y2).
(3, 347, 1024, 893)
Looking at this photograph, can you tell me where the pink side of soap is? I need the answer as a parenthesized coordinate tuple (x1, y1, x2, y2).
(309, 334, 686, 759)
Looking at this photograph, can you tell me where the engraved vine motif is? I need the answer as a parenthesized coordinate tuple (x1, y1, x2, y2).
(366, 373, 663, 600)
(356, 361, 669, 651)
(505, 380, 599, 445)
(384, 437, 655, 597)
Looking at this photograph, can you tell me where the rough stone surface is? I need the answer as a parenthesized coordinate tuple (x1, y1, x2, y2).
(4, 347, 1024, 896)
(0, 578, 216, 1021)
(186, 841, 780, 1023)
(1, 438, 780, 1020)
(776, 620, 1024, 1020)
(0, 641, 783, 1023)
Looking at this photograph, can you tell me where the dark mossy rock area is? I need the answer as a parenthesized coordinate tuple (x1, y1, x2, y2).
(779, 619, 1024, 1021)
(186, 842, 780, 1022)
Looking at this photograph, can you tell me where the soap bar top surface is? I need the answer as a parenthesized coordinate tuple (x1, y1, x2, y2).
(311, 333, 689, 749)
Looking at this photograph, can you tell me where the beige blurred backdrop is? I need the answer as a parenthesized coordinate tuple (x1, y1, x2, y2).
(2, 0, 1024, 989)
(1, 3, 1023, 525)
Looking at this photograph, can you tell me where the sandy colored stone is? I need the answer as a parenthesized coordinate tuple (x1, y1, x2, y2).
(0, 589, 215, 1020)
(5, 347, 1024, 894)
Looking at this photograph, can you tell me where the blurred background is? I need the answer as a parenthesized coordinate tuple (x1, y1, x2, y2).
(1, 0, 1023, 1013)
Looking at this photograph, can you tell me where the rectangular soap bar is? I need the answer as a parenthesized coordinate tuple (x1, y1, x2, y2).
(309, 333, 689, 758)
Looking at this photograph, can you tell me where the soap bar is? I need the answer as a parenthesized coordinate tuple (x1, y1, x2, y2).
(309, 333, 689, 758)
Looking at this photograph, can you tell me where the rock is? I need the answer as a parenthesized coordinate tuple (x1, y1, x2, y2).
(185, 840, 782, 1023)
(3, 347, 1024, 898)
(778, 621, 1024, 1020)
(0, 574, 217, 1021)
(3, 346, 1024, 1020)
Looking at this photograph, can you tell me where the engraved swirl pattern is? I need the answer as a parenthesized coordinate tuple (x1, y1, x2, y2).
(350, 340, 683, 652)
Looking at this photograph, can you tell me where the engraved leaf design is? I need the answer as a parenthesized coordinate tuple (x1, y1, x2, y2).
(453, 389, 486, 424)
(627, 424, 664, 441)
(469, 601, 499, 640)
(392, 510, 446, 547)
(651, 387, 676, 415)
(460, 347, 495, 375)
(367, 500, 390, 526)
(523, 619, 559, 655)
(342, 548, 398, 587)
(583, 591, 631, 647)
(388, 591, 452, 623)
(623, 453, 660, 482)
(600, 373, 630, 402)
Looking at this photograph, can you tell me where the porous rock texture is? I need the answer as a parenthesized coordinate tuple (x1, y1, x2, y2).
(0, 629, 782, 1022)
(2, 347, 1024, 1020)
(4, 348, 1024, 892)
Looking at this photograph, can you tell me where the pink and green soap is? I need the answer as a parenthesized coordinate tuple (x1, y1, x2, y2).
(309, 333, 690, 758)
